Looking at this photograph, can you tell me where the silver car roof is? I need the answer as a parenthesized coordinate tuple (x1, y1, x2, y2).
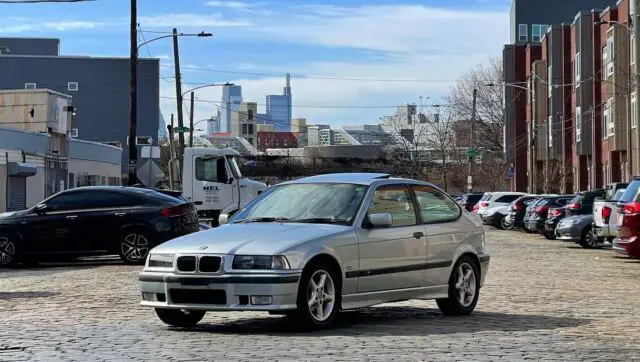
(281, 173, 392, 186)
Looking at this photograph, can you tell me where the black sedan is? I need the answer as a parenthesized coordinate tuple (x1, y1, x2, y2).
(0, 186, 199, 268)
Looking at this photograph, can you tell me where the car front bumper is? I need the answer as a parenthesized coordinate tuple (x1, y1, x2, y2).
(555, 223, 582, 241)
(138, 271, 301, 311)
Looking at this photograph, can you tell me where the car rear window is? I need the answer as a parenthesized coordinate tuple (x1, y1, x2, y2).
(139, 190, 186, 205)
(569, 194, 583, 204)
(613, 189, 626, 202)
(495, 194, 521, 203)
(480, 193, 492, 201)
(619, 180, 640, 203)
(466, 194, 482, 203)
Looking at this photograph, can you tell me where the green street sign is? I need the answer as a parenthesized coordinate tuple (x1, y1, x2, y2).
(467, 148, 480, 157)
(173, 126, 190, 133)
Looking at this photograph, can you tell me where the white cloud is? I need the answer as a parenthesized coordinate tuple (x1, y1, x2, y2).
(0, 20, 102, 33)
(204, 1, 250, 9)
(253, 5, 507, 55)
(139, 13, 251, 28)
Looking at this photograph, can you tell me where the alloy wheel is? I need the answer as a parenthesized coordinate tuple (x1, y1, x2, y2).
(0, 237, 15, 265)
(307, 270, 336, 322)
(585, 228, 599, 248)
(121, 233, 149, 262)
(454, 262, 476, 307)
(501, 216, 513, 230)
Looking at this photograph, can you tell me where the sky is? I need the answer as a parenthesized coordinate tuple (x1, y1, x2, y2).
(1, 0, 511, 129)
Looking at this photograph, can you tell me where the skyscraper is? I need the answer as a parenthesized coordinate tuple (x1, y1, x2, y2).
(219, 84, 242, 133)
(265, 73, 292, 132)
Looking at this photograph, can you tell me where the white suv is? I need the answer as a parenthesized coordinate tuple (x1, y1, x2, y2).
(473, 192, 525, 218)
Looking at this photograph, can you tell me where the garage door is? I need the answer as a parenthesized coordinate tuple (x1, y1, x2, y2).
(7, 176, 27, 211)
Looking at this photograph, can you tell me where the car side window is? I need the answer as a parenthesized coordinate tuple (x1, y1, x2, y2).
(366, 185, 417, 227)
(45, 192, 88, 212)
(89, 191, 141, 209)
(495, 195, 520, 203)
(412, 185, 461, 223)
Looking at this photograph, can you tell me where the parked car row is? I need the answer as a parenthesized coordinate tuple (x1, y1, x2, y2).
(463, 180, 640, 259)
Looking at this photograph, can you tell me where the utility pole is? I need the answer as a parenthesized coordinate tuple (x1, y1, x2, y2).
(127, 0, 138, 186)
(172, 27, 185, 179)
(467, 88, 478, 192)
(189, 91, 194, 148)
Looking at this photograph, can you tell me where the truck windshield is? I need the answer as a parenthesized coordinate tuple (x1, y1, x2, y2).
(226, 156, 242, 179)
(230, 183, 368, 225)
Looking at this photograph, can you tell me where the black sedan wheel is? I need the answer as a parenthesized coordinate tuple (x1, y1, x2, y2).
(0, 233, 18, 268)
(119, 229, 151, 265)
(155, 308, 205, 327)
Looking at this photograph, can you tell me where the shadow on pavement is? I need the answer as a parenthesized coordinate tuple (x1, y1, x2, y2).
(0, 256, 125, 276)
(175, 307, 591, 336)
(0, 291, 60, 300)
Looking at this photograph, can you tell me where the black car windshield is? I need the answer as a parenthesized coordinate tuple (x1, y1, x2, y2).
(230, 183, 368, 225)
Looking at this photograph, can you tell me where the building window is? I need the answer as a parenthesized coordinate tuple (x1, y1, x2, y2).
(242, 124, 248, 134)
(576, 106, 582, 142)
(602, 47, 608, 82)
(24, 83, 36, 90)
(248, 123, 253, 134)
(604, 98, 615, 137)
(247, 109, 254, 120)
(548, 116, 553, 147)
(575, 52, 581, 84)
(607, 35, 615, 77)
(519, 24, 528, 42)
(633, 34, 637, 65)
(548, 65, 553, 97)
(633, 92, 638, 128)
(532, 24, 546, 42)
(67, 82, 78, 91)
(247, 137, 253, 145)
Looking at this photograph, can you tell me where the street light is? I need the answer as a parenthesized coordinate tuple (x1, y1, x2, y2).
(127, 24, 213, 186)
(181, 83, 234, 147)
(137, 31, 212, 51)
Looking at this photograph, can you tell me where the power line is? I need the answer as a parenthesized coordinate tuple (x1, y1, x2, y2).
(158, 64, 457, 83)
(0, 0, 94, 2)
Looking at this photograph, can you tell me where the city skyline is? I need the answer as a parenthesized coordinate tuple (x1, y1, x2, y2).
(0, 0, 510, 127)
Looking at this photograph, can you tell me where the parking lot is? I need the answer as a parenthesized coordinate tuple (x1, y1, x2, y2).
(1, 228, 639, 361)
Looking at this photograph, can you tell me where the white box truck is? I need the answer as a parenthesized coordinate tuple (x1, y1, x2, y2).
(181, 147, 266, 226)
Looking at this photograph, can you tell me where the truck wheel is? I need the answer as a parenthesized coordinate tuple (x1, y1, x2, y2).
(578, 226, 601, 249)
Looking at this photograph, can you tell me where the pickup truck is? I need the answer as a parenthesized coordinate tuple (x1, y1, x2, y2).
(592, 182, 628, 247)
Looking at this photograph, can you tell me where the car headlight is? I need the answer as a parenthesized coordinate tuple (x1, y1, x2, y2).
(570, 219, 581, 225)
(147, 253, 174, 268)
(232, 255, 290, 270)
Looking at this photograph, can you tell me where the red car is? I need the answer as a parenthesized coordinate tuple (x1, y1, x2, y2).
(613, 177, 640, 258)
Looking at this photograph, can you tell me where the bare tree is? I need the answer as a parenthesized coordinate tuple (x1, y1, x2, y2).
(423, 108, 460, 192)
(381, 103, 435, 179)
(444, 57, 504, 152)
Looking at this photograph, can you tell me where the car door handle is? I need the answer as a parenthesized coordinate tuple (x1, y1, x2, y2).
(114, 212, 127, 216)
(413, 232, 424, 239)
(66, 215, 78, 220)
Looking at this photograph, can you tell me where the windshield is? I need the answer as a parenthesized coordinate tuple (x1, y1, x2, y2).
(230, 183, 368, 225)
(226, 156, 242, 179)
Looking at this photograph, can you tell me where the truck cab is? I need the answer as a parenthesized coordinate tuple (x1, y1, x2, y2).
(592, 182, 628, 246)
(181, 147, 266, 226)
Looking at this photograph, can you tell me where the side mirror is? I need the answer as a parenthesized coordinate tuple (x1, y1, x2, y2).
(34, 204, 48, 214)
(368, 213, 393, 228)
(218, 213, 229, 225)
(227, 177, 234, 184)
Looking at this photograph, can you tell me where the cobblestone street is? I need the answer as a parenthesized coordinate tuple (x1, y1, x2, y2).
(2, 228, 640, 361)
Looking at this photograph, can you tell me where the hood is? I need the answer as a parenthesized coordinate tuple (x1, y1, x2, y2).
(245, 178, 266, 191)
(0, 210, 28, 219)
(151, 222, 352, 255)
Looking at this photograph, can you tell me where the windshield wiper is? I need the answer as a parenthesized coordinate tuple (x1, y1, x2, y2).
(235, 217, 291, 224)
(291, 217, 348, 225)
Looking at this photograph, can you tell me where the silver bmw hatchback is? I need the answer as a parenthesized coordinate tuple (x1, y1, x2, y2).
(139, 173, 490, 329)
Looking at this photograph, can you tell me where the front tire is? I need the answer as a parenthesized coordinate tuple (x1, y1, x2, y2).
(119, 229, 151, 265)
(437, 256, 480, 316)
(291, 262, 341, 330)
(155, 308, 205, 327)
